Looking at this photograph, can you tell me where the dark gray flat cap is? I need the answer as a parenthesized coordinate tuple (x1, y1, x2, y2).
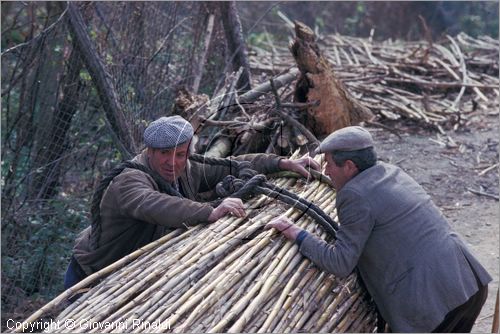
(314, 126, 374, 154)
(144, 115, 194, 149)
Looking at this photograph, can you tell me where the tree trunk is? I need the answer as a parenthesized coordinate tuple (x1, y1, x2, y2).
(238, 69, 298, 104)
(205, 137, 232, 158)
(65, 2, 136, 158)
(192, 12, 215, 94)
(126, 2, 147, 117)
(30, 41, 84, 200)
(219, 1, 252, 92)
(290, 21, 372, 137)
(1, 57, 39, 220)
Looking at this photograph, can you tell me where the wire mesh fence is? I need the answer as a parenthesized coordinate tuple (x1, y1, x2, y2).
(1, 2, 229, 328)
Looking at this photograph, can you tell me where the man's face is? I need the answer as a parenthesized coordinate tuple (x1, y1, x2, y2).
(147, 141, 190, 183)
(324, 152, 355, 191)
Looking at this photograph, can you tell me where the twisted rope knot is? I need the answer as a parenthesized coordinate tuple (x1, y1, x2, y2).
(230, 174, 267, 200)
(216, 175, 245, 198)
(215, 173, 265, 199)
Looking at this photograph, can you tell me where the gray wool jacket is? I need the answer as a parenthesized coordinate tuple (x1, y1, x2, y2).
(299, 162, 492, 332)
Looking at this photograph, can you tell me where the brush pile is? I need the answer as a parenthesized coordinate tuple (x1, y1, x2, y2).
(190, 31, 499, 159)
(250, 31, 499, 132)
(16, 153, 377, 333)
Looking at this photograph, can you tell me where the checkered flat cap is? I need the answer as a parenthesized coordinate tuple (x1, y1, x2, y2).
(314, 126, 374, 154)
(143, 116, 194, 149)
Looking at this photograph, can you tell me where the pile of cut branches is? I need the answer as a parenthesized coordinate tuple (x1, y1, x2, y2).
(185, 29, 498, 157)
(250, 31, 498, 133)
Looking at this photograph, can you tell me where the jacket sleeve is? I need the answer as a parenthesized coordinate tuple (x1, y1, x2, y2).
(110, 169, 213, 228)
(234, 153, 282, 174)
(196, 153, 283, 193)
(299, 188, 374, 277)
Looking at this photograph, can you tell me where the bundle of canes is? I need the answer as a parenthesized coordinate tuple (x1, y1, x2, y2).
(15, 152, 378, 333)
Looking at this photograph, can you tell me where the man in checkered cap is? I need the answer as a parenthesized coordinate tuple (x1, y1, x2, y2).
(66, 115, 320, 289)
(267, 126, 491, 333)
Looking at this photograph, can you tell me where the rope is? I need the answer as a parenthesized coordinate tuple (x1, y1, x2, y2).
(189, 153, 258, 182)
(264, 181, 339, 232)
(192, 154, 338, 237)
(213, 174, 338, 238)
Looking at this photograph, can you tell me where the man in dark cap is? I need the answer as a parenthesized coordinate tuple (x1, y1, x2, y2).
(66, 115, 319, 289)
(267, 126, 491, 332)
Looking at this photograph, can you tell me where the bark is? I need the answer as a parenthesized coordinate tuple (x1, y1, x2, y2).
(238, 69, 298, 104)
(171, 87, 210, 122)
(205, 137, 232, 158)
(65, 2, 135, 158)
(219, 1, 252, 92)
(127, 2, 147, 115)
(290, 21, 372, 137)
(192, 12, 215, 94)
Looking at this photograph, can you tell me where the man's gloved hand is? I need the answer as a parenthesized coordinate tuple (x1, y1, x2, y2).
(278, 156, 321, 180)
(208, 197, 246, 222)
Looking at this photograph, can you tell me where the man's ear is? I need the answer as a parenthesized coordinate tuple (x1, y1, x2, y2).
(345, 160, 359, 175)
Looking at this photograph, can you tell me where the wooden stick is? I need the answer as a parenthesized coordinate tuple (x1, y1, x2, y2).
(492, 288, 499, 334)
(238, 68, 299, 103)
(269, 78, 320, 148)
(467, 188, 499, 201)
(384, 77, 498, 89)
(257, 259, 311, 332)
(478, 163, 499, 176)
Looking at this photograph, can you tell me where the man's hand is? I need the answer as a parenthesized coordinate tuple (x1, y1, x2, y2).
(279, 156, 320, 180)
(265, 216, 303, 241)
(208, 197, 246, 223)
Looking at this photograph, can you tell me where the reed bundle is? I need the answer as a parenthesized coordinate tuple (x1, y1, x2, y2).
(16, 153, 377, 333)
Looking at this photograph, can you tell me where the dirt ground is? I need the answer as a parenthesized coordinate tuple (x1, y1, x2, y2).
(366, 113, 499, 333)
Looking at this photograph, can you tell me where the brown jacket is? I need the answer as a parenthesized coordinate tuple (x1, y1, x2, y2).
(74, 151, 282, 275)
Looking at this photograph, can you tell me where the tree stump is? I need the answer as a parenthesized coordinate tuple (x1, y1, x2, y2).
(290, 21, 372, 137)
